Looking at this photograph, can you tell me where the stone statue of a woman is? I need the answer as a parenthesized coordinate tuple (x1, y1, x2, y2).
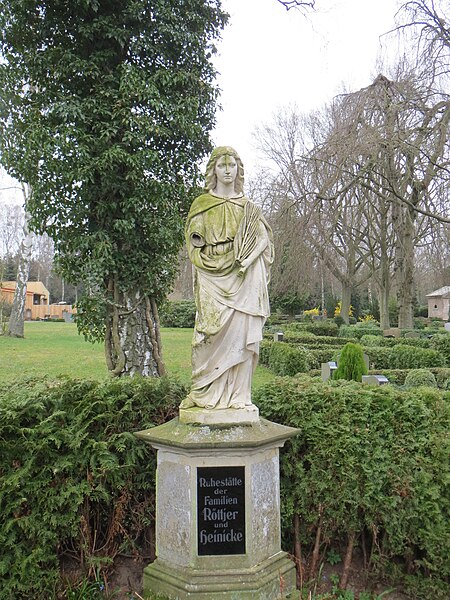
(180, 146, 273, 416)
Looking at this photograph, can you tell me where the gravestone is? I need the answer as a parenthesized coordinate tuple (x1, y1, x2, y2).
(135, 419, 298, 599)
(404, 331, 421, 338)
(135, 147, 298, 599)
(383, 327, 401, 338)
(321, 361, 337, 382)
(273, 332, 284, 342)
(362, 374, 389, 386)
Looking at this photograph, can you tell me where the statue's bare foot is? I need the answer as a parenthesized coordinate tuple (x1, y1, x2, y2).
(180, 397, 195, 409)
(230, 401, 246, 409)
(205, 401, 216, 409)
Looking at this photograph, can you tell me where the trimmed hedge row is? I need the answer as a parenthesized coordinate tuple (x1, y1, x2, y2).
(361, 334, 431, 348)
(2, 375, 449, 598)
(261, 339, 446, 375)
(0, 376, 183, 598)
(254, 377, 450, 598)
(364, 345, 446, 369)
(307, 367, 450, 387)
(267, 341, 309, 376)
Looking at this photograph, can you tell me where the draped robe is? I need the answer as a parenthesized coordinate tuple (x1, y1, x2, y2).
(183, 192, 273, 409)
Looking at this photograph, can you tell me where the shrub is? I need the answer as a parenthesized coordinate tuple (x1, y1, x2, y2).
(159, 300, 196, 328)
(339, 323, 382, 339)
(366, 368, 450, 387)
(333, 342, 368, 381)
(254, 377, 450, 598)
(360, 335, 430, 349)
(360, 334, 394, 347)
(0, 375, 184, 598)
(303, 320, 339, 337)
(283, 331, 317, 344)
(306, 347, 337, 369)
(283, 322, 308, 333)
(259, 339, 272, 366)
(334, 315, 345, 327)
(404, 369, 437, 388)
(389, 344, 445, 369)
(430, 333, 450, 366)
(268, 342, 309, 376)
(360, 346, 392, 369)
(284, 332, 348, 346)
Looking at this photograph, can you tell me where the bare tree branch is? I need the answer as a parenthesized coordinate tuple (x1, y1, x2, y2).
(276, 0, 316, 11)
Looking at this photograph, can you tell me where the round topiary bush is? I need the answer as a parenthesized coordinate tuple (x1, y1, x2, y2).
(334, 342, 368, 381)
(404, 369, 437, 389)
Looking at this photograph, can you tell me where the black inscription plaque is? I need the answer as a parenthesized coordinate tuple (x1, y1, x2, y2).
(197, 466, 246, 556)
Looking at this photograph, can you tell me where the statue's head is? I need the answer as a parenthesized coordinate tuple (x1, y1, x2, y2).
(205, 146, 244, 194)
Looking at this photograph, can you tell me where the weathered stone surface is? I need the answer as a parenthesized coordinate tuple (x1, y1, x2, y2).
(143, 551, 295, 599)
(136, 419, 299, 599)
(179, 406, 259, 426)
(181, 146, 274, 415)
(135, 417, 299, 450)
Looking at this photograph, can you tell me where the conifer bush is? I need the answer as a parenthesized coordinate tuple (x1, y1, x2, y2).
(404, 369, 437, 388)
(333, 342, 368, 381)
(0, 375, 183, 598)
(254, 376, 450, 598)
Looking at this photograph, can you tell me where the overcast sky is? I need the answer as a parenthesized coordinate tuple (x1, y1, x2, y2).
(211, 0, 401, 174)
(0, 0, 402, 204)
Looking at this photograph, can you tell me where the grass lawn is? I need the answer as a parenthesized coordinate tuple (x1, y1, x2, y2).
(0, 321, 274, 389)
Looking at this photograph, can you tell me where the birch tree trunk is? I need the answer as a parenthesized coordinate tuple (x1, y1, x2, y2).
(104, 279, 166, 377)
(7, 185, 33, 338)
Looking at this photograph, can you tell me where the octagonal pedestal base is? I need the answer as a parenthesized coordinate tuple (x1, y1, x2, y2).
(136, 417, 299, 600)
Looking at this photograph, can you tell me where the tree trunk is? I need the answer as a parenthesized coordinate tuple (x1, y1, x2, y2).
(8, 198, 33, 338)
(395, 205, 415, 329)
(308, 507, 323, 579)
(378, 284, 390, 331)
(293, 513, 303, 589)
(105, 283, 166, 377)
(339, 531, 355, 590)
(340, 284, 352, 324)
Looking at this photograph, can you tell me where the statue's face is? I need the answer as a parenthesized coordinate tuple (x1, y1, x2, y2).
(214, 154, 237, 187)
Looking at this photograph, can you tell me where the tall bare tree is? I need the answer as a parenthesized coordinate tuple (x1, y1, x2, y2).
(7, 184, 33, 337)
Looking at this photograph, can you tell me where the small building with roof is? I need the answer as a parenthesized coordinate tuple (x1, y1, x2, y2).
(426, 286, 450, 321)
(0, 281, 75, 321)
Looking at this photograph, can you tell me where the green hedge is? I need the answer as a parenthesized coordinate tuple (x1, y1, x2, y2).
(262, 339, 447, 373)
(404, 369, 438, 388)
(430, 334, 450, 366)
(361, 334, 431, 348)
(339, 324, 382, 339)
(0, 376, 183, 598)
(305, 347, 337, 369)
(303, 320, 339, 337)
(360, 345, 446, 370)
(159, 300, 196, 328)
(267, 342, 309, 376)
(285, 332, 351, 346)
(254, 376, 450, 598)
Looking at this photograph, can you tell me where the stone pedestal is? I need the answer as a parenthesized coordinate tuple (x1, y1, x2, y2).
(135, 417, 299, 599)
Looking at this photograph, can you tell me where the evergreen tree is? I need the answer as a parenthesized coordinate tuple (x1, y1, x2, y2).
(334, 342, 368, 382)
(0, 0, 227, 374)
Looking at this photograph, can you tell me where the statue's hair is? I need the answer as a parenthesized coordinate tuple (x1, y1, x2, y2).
(204, 146, 245, 194)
